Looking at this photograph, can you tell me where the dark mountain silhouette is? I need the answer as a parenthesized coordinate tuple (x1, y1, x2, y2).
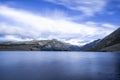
(89, 28, 120, 52)
(79, 39, 101, 51)
(69, 45, 81, 51)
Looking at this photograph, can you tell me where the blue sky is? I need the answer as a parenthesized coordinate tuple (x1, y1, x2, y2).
(0, 0, 120, 45)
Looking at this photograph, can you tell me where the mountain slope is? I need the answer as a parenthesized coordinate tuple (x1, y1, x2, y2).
(101, 43, 120, 52)
(0, 39, 72, 51)
(89, 28, 120, 51)
(79, 39, 100, 51)
(69, 45, 81, 51)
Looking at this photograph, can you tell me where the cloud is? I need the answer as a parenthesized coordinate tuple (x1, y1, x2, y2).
(102, 23, 118, 28)
(0, 35, 32, 42)
(44, 0, 107, 16)
(0, 5, 118, 45)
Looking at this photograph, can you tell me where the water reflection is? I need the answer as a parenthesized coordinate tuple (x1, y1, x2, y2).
(0, 52, 120, 80)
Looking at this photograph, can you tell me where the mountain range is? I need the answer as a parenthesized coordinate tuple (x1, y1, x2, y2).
(88, 28, 120, 52)
(0, 39, 80, 51)
(0, 28, 120, 51)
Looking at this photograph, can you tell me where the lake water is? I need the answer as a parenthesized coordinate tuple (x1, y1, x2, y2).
(0, 52, 120, 80)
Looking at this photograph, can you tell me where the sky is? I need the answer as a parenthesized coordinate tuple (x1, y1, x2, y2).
(0, 0, 120, 46)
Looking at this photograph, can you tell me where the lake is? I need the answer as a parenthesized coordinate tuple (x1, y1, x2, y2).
(0, 51, 120, 80)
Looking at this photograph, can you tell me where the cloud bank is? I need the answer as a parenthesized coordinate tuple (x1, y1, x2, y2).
(0, 5, 118, 45)
(44, 0, 107, 16)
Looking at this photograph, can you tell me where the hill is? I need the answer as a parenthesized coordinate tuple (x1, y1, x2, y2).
(89, 28, 120, 52)
(0, 39, 72, 51)
(79, 39, 100, 51)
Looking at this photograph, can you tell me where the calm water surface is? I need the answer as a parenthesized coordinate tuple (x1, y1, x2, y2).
(0, 51, 120, 80)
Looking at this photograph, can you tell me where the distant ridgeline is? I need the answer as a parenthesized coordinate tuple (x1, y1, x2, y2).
(0, 39, 80, 51)
(0, 28, 120, 51)
(79, 28, 120, 52)
(88, 28, 120, 52)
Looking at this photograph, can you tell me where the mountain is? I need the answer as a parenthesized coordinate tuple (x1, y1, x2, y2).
(89, 28, 120, 52)
(1, 28, 120, 51)
(69, 45, 81, 51)
(100, 43, 120, 51)
(0, 39, 72, 51)
(79, 39, 101, 51)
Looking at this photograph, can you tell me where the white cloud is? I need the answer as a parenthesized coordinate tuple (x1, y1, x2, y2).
(0, 35, 32, 41)
(0, 5, 118, 45)
(44, 0, 107, 16)
(0, 23, 40, 39)
(102, 23, 118, 29)
(64, 39, 91, 46)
